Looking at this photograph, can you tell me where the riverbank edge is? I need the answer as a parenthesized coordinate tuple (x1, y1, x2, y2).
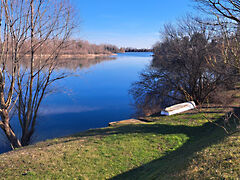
(59, 53, 117, 59)
(23, 53, 117, 60)
(0, 106, 239, 179)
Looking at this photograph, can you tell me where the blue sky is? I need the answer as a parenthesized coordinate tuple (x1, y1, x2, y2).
(71, 0, 195, 48)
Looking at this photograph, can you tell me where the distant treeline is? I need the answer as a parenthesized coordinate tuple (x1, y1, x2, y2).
(0, 38, 152, 58)
(62, 40, 123, 55)
(124, 48, 153, 52)
(62, 40, 152, 55)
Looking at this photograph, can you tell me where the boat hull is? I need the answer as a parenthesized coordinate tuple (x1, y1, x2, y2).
(161, 101, 196, 116)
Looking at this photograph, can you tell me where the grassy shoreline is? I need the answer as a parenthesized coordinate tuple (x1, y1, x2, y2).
(23, 53, 117, 60)
(0, 106, 239, 179)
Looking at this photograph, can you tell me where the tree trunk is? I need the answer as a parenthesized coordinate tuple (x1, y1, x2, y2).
(0, 110, 22, 149)
(21, 130, 34, 146)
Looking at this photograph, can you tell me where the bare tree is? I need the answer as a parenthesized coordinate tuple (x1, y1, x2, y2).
(130, 18, 235, 116)
(0, 0, 74, 149)
(194, 0, 240, 23)
(194, 0, 240, 74)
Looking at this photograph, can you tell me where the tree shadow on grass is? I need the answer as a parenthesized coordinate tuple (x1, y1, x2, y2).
(108, 123, 226, 180)
(94, 123, 224, 180)
(39, 113, 229, 179)
(108, 109, 239, 180)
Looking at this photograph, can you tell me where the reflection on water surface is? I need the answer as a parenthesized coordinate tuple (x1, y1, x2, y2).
(0, 52, 152, 153)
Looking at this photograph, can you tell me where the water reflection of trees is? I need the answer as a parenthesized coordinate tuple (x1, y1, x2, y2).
(0, 54, 114, 151)
(130, 67, 174, 116)
(56, 57, 115, 71)
(18, 56, 115, 71)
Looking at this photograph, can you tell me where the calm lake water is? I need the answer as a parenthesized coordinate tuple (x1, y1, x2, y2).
(0, 52, 152, 153)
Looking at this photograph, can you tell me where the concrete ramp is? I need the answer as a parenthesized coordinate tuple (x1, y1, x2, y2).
(109, 119, 146, 126)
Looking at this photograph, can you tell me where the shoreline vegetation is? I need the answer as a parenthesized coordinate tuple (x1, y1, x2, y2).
(6, 39, 153, 63)
(24, 53, 118, 59)
(60, 40, 152, 58)
(21, 38, 153, 60)
(61, 53, 118, 59)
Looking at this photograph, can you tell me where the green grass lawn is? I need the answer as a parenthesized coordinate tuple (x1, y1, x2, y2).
(0, 108, 239, 179)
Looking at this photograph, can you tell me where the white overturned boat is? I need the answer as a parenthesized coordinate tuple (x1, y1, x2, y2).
(161, 101, 196, 116)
